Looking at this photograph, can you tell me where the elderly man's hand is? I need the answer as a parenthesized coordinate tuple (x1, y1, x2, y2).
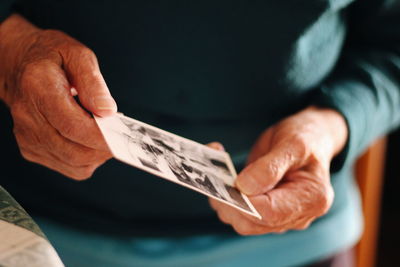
(0, 14, 117, 180)
(209, 106, 348, 235)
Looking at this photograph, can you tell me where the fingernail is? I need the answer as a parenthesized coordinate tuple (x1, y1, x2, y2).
(70, 87, 78, 96)
(93, 96, 117, 111)
(236, 175, 259, 195)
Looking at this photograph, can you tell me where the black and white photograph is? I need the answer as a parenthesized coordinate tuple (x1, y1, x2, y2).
(95, 113, 260, 218)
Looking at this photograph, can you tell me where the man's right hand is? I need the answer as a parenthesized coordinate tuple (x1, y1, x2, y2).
(0, 14, 117, 180)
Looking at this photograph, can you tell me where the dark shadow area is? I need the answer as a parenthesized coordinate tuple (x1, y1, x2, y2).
(377, 130, 400, 267)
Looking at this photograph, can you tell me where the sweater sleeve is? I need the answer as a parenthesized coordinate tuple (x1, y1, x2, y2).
(314, 0, 400, 172)
(0, 0, 16, 23)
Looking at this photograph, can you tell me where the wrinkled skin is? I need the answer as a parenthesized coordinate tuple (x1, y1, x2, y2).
(0, 15, 348, 234)
(209, 107, 348, 235)
(0, 14, 117, 180)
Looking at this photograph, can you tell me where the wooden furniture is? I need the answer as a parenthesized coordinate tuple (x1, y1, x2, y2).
(355, 137, 387, 267)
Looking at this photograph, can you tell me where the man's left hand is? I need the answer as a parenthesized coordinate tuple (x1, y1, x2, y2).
(209, 106, 348, 235)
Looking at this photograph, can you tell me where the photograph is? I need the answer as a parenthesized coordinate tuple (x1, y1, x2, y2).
(95, 113, 260, 218)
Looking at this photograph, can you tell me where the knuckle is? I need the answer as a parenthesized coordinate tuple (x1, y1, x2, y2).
(73, 165, 97, 181)
(20, 61, 41, 80)
(217, 212, 230, 225)
(234, 226, 253, 236)
(316, 186, 334, 216)
(42, 29, 68, 39)
(58, 121, 78, 138)
(289, 133, 309, 157)
(10, 103, 27, 121)
(209, 199, 218, 211)
(275, 229, 287, 234)
(20, 58, 55, 77)
(294, 221, 312, 231)
(92, 153, 110, 165)
(12, 123, 24, 137)
(82, 164, 97, 177)
(18, 65, 41, 93)
(14, 134, 29, 151)
(13, 124, 42, 150)
(65, 152, 85, 166)
(19, 61, 58, 98)
(75, 46, 94, 57)
(70, 173, 88, 181)
(72, 46, 97, 63)
(71, 47, 101, 78)
(91, 152, 110, 165)
(19, 148, 37, 163)
(233, 222, 255, 236)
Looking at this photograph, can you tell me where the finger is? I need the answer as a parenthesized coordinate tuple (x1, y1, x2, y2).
(292, 216, 316, 231)
(210, 198, 295, 235)
(43, 122, 112, 167)
(14, 114, 111, 171)
(236, 143, 304, 196)
(257, 169, 333, 226)
(60, 46, 117, 117)
(209, 197, 264, 225)
(209, 198, 241, 226)
(19, 148, 101, 180)
(209, 199, 268, 235)
(210, 197, 317, 235)
(31, 62, 110, 151)
(206, 142, 225, 151)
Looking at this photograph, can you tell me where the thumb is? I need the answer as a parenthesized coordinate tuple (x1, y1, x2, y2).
(61, 47, 117, 117)
(236, 144, 301, 196)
